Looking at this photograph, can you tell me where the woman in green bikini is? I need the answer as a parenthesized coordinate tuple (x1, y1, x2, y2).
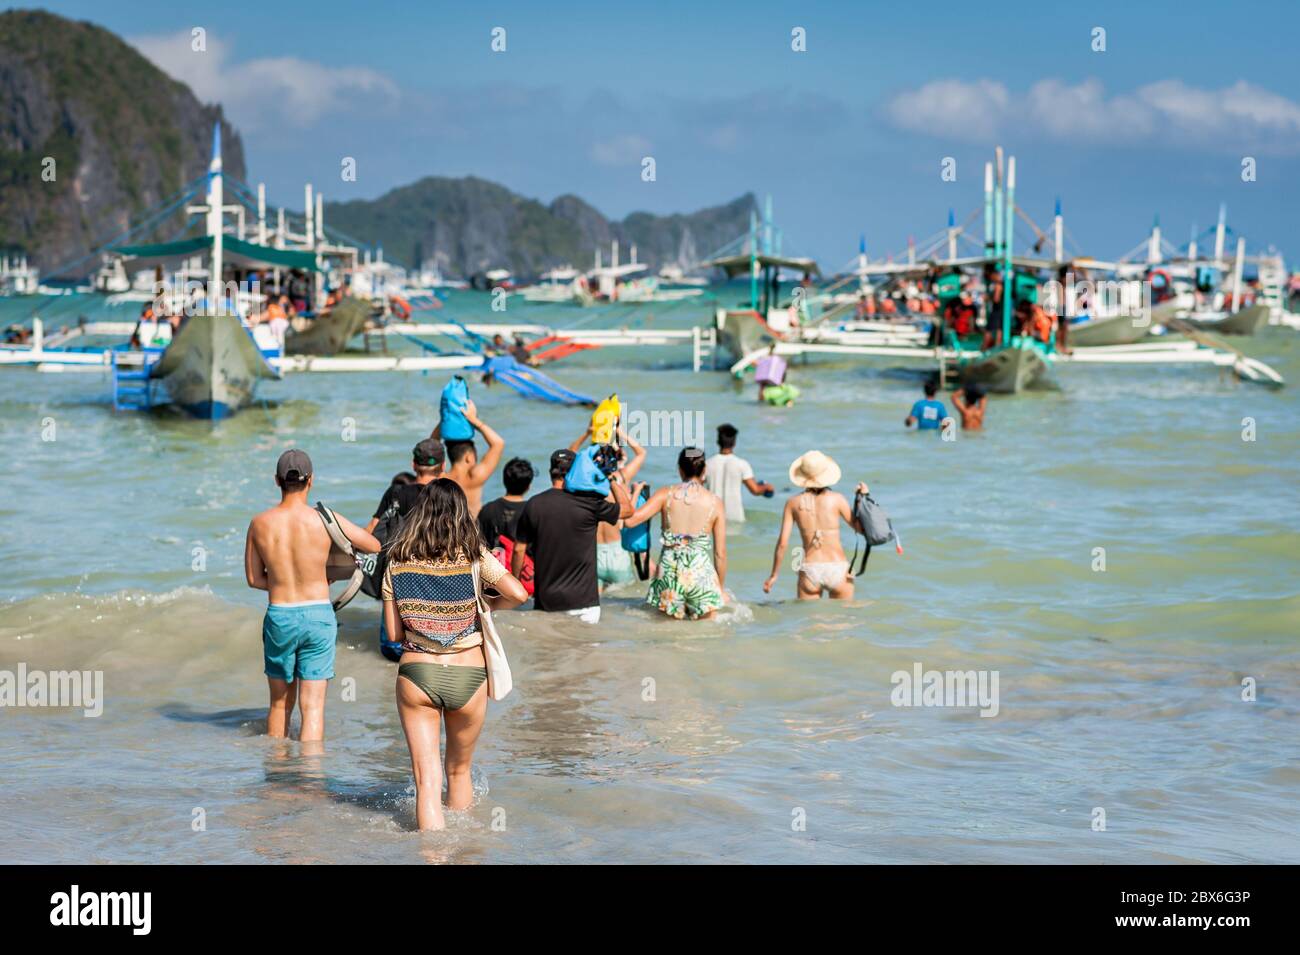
(383, 479, 527, 830)
(624, 447, 727, 620)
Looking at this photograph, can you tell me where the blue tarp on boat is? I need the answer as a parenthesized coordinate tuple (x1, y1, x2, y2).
(481, 355, 594, 406)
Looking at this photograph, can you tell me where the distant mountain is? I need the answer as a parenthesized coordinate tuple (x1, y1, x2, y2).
(0, 10, 245, 274)
(324, 177, 756, 278)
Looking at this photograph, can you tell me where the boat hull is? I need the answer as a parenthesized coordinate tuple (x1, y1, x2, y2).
(285, 296, 371, 355)
(1069, 312, 1152, 347)
(716, 309, 768, 359)
(152, 313, 279, 419)
(1181, 303, 1270, 336)
(956, 339, 1056, 394)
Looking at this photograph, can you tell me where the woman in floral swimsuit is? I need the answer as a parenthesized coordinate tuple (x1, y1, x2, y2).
(625, 447, 727, 620)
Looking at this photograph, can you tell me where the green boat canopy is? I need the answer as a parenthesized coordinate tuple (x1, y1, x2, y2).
(704, 253, 821, 279)
(112, 235, 322, 272)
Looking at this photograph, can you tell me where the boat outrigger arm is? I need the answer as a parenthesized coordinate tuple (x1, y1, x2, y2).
(730, 338, 1284, 391)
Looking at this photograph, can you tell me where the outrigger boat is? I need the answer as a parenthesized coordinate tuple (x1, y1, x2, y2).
(121, 126, 282, 418)
(1112, 207, 1286, 337)
(715, 150, 1284, 394)
(7, 123, 395, 415)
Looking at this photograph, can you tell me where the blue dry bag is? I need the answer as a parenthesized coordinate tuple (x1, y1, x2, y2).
(564, 445, 611, 496)
(620, 484, 652, 580)
(620, 485, 650, 553)
(440, 376, 474, 441)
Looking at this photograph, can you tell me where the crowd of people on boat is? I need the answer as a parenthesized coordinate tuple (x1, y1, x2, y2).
(243, 390, 872, 829)
(120, 267, 349, 351)
(849, 265, 1072, 352)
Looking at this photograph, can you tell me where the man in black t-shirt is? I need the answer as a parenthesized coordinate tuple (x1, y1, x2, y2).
(512, 449, 634, 624)
(368, 438, 444, 533)
(479, 457, 535, 595)
(478, 457, 533, 543)
(369, 437, 443, 660)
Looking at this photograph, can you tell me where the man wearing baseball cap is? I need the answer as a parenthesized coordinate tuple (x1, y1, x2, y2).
(367, 437, 445, 533)
(366, 437, 446, 660)
(245, 449, 379, 740)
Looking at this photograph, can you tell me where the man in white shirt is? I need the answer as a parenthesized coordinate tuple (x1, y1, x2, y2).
(705, 423, 774, 522)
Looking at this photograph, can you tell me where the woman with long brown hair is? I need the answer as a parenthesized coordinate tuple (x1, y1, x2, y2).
(382, 478, 527, 830)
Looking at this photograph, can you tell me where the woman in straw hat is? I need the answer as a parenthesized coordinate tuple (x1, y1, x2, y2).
(764, 450, 866, 600)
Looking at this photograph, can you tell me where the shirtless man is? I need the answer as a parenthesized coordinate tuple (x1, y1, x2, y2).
(952, 383, 988, 431)
(244, 450, 379, 741)
(433, 398, 504, 517)
(763, 450, 865, 600)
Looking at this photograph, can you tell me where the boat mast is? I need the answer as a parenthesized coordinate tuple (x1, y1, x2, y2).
(206, 123, 223, 312)
(763, 194, 773, 255)
(983, 162, 994, 254)
(1188, 224, 1198, 263)
(1214, 203, 1226, 265)
(1053, 198, 1063, 264)
(314, 190, 324, 310)
(305, 184, 314, 246)
(748, 208, 758, 312)
(947, 210, 957, 262)
(1002, 154, 1015, 343)
(1231, 236, 1245, 311)
(993, 147, 1005, 256)
(257, 183, 267, 244)
(1147, 215, 1161, 264)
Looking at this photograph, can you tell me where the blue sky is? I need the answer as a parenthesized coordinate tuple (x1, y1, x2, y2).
(25, 0, 1300, 268)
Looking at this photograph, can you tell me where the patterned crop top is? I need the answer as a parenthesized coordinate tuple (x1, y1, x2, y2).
(381, 549, 508, 654)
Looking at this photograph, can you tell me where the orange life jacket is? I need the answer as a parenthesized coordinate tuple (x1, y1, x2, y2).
(1029, 305, 1053, 342)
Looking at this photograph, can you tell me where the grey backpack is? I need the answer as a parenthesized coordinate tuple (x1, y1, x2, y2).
(850, 491, 901, 576)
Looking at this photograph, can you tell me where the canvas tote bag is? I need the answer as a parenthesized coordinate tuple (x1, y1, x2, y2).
(472, 558, 513, 701)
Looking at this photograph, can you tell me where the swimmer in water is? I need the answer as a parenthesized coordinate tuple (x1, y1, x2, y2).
(952, 383, 988, 431)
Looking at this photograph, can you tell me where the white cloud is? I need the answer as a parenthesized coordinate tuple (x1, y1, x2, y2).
(590, 134, 653, 166)
(887, 79, 1010, 141)
(885, 77, 1300, 151)
(130, 31, 399, 131)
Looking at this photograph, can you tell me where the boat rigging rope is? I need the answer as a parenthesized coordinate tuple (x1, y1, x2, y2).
(40, 177, 207, 281)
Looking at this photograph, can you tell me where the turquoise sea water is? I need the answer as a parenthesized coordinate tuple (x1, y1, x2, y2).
(1, 291, 1297, 863)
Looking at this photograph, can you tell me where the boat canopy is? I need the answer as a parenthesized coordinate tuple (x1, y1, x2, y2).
(705, 253, 820, 279)
(112, 236, 322, 272)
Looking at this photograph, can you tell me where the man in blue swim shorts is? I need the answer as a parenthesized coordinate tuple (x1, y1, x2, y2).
(245, 450, 379, 741)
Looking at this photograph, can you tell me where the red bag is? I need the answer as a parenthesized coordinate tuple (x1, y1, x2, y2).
(493, 535, 534, 596)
